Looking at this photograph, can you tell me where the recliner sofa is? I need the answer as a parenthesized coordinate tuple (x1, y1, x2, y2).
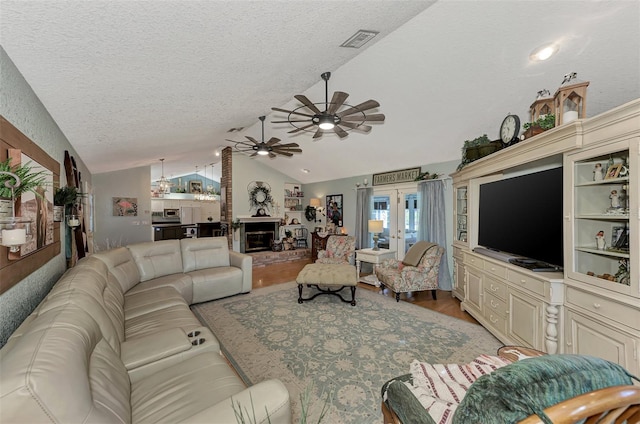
(0, 237, 292, 423)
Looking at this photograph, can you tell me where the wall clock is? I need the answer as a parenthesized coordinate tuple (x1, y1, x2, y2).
(500, 114, 520, 145)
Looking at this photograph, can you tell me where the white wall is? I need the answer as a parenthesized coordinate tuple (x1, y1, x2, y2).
(93, 166, 153, 250)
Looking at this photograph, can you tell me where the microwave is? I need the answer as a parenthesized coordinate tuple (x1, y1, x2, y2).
(163, 208, 180, 218)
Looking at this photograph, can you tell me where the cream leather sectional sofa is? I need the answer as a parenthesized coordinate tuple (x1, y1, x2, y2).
(0, 237, 292, 423)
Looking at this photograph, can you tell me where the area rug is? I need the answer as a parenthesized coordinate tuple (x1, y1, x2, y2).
(192, 282, 502, 424)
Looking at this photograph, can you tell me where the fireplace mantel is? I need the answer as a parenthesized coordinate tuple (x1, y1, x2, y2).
(238, 216, 281, 223)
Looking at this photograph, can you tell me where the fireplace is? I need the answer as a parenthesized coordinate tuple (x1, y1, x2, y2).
(239, 219, 280, 253)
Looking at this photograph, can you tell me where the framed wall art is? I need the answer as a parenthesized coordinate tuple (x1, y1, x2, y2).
(326, 194, 343, 227)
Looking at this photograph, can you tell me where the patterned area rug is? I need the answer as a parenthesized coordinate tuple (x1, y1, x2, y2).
(192, 282, 502, 424)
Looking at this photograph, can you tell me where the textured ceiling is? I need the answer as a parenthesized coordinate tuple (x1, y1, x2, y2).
(1, 1, 639, 184)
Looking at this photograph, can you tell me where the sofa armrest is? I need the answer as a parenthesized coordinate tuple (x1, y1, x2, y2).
(229, 251, 253, 293)
(121, 327, 191, 370)
(178, 379, 292, 424)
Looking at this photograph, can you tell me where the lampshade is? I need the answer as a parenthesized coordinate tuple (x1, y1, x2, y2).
(310, 198, 321, 208)
(368, 220, 383, 233)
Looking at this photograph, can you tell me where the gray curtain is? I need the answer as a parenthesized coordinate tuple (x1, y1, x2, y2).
(418, 180, 452, 290)
(355, 187, 373, 249)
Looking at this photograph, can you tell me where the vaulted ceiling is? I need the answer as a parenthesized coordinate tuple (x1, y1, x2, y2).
(1, 1, 638, 184)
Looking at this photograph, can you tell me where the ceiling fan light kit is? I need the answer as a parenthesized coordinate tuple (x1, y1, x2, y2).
(230, 116, 302, 159)
(272, 71, 385, 139)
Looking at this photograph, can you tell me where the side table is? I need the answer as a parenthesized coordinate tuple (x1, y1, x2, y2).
(356, 248, 396, 286)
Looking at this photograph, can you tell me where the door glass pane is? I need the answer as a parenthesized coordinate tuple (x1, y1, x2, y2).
(404, 193, 419, 252)
(372, 195, 390, 249)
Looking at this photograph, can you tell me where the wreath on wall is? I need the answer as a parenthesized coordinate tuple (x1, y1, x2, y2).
(247, 181, 273, 213)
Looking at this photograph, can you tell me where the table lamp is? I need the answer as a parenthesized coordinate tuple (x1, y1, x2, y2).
(368, 220, 384, 251)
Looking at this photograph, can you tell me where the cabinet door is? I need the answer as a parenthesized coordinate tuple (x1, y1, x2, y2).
(565, 309, 638, 375)
(452, 257, 465, 302)
(453, 184, 468, 246)
(507, 288, 542, 350)
(464, 266, 483, 315)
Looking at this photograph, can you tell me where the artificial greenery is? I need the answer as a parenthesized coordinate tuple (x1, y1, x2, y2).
(414, 171, 442, 181)
(0, 157, 49, 199)
(248, 184, 273, 210)
(523, 114, 555, 131)
(457, 134, 494, 170)
(54, 186, 81, 206)
(231, 218, 242, 231)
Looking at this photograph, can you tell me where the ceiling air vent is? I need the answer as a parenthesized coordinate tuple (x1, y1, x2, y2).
(340, 30, 379, 48)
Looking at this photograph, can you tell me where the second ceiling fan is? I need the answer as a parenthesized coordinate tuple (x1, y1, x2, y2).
(229, 116, 302, 158)
(272, 71, 385, 139)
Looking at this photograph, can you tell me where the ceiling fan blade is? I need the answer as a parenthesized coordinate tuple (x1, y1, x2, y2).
(271, 120, 311, 123)
(276, 151, 294, 157)
(268, 152, 277, 159)
(339, 121, 372, 132)
(333, 126, 349, 138)
(294, 95, 322, 115)
(276, 143, 300, 148)
(275, 146, 303, 152)
(266, 137, 281, 146)
(340, 113, 385, 122)
(337, 100, 381, 117)
(312, 127, 323, 139)
(327, 91, 349, 114)
(250, 152, 258, 157)
(271, 107, 315, 118)
(245, 136, 261, 145)
(288, 123, 316, 134)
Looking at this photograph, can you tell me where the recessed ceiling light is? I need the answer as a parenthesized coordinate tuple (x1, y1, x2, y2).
(529, 43, 559, 61)
(301, 168, 310, 173)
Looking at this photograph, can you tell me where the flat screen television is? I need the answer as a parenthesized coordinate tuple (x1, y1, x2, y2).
(478, 167, 564, 269)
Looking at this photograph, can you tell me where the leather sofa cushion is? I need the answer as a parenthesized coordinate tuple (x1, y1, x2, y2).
(126, 272, 194, 304)
(124, 286, 189, 319)
(125, 303, 202, 340)
(0, 305, 131, 424)
(128, 240, 184, 282)
(189, 267, 244, 303)
(93, 246, 141, 292)
(131, 352, 245, 423)
(181, 237, 230, 272)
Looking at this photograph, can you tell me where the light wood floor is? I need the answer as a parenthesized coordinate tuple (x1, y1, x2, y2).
(253, 259, 479, 325)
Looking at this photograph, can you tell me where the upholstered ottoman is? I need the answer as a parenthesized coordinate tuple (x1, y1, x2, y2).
(296, 263, 357, 306)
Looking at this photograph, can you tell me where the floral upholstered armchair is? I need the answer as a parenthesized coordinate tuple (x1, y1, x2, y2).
(375, 241, 444, 301)
(316, 235, 356, 265)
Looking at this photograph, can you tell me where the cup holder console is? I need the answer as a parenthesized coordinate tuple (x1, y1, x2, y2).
(187, 330, 200, 338)
(191, 338, 205, 346)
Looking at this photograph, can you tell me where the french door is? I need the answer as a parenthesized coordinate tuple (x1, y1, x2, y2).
(372, 185, 419, 260)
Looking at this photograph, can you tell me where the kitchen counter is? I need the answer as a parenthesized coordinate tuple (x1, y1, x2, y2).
(152, 222, 222, 241)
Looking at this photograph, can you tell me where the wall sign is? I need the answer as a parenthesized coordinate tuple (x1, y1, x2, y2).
(372, 167, 421, 186)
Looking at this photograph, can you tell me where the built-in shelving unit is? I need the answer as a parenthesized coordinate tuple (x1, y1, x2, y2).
(451, 99, 639, 373)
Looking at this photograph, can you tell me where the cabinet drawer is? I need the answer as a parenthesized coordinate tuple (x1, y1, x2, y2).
(484, 291, 507, 317)
(464, 253, 482, 269)
(484, 278, 507, 300)
(485, 310, 507, 335)
(453, 246, 463, 259)
(483, 261, 506, 279)
(507, 269, 546, 297)
(566, 286, 640, 329)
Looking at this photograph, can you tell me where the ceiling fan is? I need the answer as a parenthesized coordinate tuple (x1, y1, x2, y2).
(229, 116, 302, 158)
(271, 71, 385, 139)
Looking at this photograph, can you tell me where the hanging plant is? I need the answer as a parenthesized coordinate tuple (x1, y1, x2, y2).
(414, 171, 442, 181)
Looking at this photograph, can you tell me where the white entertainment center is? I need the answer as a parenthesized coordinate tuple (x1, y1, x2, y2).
(451, 99, 639, 374)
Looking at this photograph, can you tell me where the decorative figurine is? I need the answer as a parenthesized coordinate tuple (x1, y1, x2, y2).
(593, 163, 604, 181)
(596, 230, 606, 250)
(610, 190, 620, 208)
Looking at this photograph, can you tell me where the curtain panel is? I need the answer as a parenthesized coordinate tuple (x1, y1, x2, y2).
(355, 187, 373, 250)
(418, 180, 452, 290)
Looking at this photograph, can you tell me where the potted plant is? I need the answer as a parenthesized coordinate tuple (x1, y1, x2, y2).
(0, 157, 49, 216)
(53, 186, 81, 222)
(522, 114, 555, 140)
(458, 134, 502, 169)
(231, 218, 241, 240)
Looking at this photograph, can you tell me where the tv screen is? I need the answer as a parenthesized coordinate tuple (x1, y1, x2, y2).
(478, 167, 564, 268)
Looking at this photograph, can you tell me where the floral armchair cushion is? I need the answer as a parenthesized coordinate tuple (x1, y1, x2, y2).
(375, 244, 444, 293)
(316, 235, 356, 264)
